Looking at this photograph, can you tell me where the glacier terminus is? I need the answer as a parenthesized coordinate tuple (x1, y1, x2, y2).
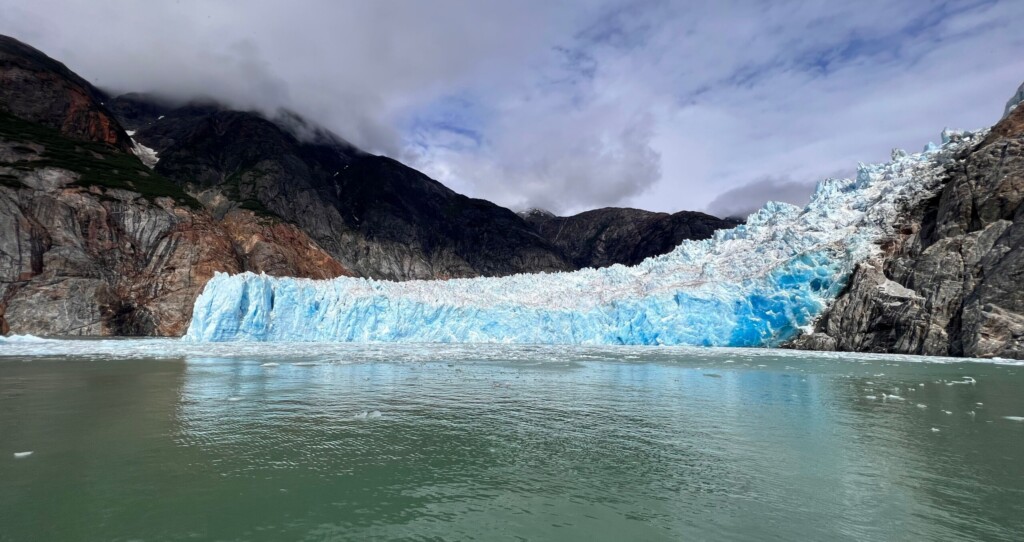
(185, 130, 983, 346)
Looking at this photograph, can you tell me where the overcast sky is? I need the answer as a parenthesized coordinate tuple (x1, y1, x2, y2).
(2, 1, 1022, 217)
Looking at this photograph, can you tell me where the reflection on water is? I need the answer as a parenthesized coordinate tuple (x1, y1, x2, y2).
(1, 346, 1023, 541)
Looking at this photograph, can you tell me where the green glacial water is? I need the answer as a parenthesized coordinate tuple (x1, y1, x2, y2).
(1, 341, 1023, 541)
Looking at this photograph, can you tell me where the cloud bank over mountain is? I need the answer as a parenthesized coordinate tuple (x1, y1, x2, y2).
(2, 0, 1022, 215)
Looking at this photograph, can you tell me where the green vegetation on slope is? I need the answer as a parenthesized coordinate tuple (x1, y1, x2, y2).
(0, 111, 200, 208)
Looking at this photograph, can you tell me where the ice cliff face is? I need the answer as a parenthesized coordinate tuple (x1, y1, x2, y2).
(186, 130, 983, 344)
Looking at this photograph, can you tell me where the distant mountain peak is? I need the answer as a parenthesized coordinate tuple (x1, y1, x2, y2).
(518, 207, 557, 219)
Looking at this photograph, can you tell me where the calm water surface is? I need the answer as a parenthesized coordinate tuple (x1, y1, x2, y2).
(1, 341, 1023, 541)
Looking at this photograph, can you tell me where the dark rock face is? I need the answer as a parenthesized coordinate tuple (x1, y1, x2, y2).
(104, 92, 175, 132)
(112, 99, 574, 280)
(523, 207, 739, 269)
(0, 36, 133, 152)
(792, 104, 1024, 359)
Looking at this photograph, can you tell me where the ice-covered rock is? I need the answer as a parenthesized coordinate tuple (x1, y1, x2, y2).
(185, 130, 982, 345)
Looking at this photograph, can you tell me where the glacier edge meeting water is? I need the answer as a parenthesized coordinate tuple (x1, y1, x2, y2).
(185, 130, 983, 345)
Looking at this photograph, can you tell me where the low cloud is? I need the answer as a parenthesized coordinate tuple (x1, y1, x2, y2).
(704, 176, 820, 219)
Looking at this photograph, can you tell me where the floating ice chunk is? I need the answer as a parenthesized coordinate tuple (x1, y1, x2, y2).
(865, 395, 877, 400)
(13, 451, 33, 458)
(883, 394, 904, 401)
(1003, 416, 1024, 422)
(227, 396, 242, 402)
(931, 428, 941, 432)
(261, 362, 279, 367)
(368, 410, 382, 418)
(916, 404, 927, 409)
(942, 410, 952, 415)
(0, 334, 49, 343)
(353, 411, 368, 420)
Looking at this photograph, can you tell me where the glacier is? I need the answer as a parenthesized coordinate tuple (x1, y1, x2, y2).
(185, 129, 983, 345)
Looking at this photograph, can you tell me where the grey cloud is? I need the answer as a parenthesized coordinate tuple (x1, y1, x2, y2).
(0, 0, 600, 155)
(704, 176, 820, 219)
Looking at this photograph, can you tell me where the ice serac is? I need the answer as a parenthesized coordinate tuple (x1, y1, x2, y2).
(185, 131, 983, 345)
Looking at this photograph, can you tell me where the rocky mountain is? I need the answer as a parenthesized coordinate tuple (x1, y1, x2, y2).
(104, 96, 575, 281)
(521, 207, 740, 269)
(0, 108, 350, 336)
(0, 38, 351, 336)
(791, 96, 1024, 358)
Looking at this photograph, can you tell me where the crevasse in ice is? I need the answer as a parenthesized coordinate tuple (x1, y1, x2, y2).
(185, 130, 982, 344)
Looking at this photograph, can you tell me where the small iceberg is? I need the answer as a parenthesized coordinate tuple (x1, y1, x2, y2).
(353, 410, 382, 420)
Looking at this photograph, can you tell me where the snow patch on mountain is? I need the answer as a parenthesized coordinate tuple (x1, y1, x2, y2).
(126, 131, 159, 168)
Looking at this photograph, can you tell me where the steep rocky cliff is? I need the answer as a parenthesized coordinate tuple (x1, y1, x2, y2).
(521, 207, 740, 269)
(0, 116, 350, 336)
(792, 100, 1024, 359)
